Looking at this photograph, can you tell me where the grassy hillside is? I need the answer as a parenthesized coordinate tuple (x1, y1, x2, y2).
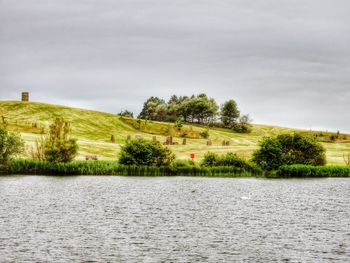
(1, 101, 350, 164)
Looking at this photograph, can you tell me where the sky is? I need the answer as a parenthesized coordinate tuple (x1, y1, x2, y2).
(1, 0, 350, 132)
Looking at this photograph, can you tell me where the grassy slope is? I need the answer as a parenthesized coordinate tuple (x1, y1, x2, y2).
(1, 101, 349, 164)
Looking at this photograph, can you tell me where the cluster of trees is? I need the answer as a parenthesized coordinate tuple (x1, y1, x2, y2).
(136, 94, 252, 133)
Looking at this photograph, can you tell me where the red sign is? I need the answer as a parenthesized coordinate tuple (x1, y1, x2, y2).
(190, 153, 195, 159)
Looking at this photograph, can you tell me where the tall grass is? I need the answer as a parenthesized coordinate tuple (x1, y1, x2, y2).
(277, 164, 350, 177)
(2, 159, 263, 177)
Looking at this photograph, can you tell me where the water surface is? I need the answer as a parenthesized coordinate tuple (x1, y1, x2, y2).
(0, 176, 349, 262)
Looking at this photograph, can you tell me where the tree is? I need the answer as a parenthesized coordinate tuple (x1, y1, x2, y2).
(233, 114, 252, 133)
(178, 97, 192, 122)
(180, 94, 218, 124)
(252, 134, 326, 170)
(154, 103, 168, 121)
(138, 97, 166, 120)
(0, 128, 24, 167)
(221, 99, 240, 128)
(119, 139, 175, 166)
(41, 118, 79, 162)
(174, 118, 183, 131)
(119, 110, 134, 118)
(167, 95, 181, 122)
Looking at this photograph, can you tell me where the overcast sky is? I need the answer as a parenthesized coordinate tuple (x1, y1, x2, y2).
(1, 0, 349, 132)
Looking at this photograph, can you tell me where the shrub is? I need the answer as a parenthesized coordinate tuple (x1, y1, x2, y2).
(30, 118, 78, 163)
(200, 129, 210, 139)
(202, 152, 219, 166)
(201, 152, 259, 172)
(277, 164, 350, 177)
(119, 110, 134, 118)
(174, 118, 183, 131)
(0, 128, 24, 167)
(44, 118, 78, 163)
(171, 159, 196, 169)
(253, 133, 326, 170)
(119, 139, 175, 166)
(233, 114, 252, 133)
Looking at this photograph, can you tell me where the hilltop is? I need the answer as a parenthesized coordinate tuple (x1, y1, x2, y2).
(1, 101, 349, 164)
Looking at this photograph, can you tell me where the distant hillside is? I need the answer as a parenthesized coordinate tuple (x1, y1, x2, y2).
(1, 101, 349, 164)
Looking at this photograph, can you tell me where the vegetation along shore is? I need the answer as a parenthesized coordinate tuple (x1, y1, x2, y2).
(1, 97, 350, 177)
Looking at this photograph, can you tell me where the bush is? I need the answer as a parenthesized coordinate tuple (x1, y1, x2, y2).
(174, 118, 183, 131)
(277, 164, 350, 177)
(200, 129, 210, 139)
(30, 118, 78, 162)
(202, 152, 219, 166)
(201, 152, 260, 172)
(253, 133, 326, 170)
(44, 118, 78, 162)
(0, 128, 24, 167)
(171, 159, 196, 169)
(119, 139, 175, 166)
(233, 114, 252, 133)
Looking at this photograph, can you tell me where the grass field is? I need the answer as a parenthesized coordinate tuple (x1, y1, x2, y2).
(1, 100, 350, 164)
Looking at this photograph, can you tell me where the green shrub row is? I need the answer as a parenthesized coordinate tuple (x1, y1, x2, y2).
(201, 152, 260, 173)
(277, 164, 350, 177)
(2, 159, 263, 177)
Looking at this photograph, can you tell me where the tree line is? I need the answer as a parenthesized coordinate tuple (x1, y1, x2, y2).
(121, 93, 252, 133)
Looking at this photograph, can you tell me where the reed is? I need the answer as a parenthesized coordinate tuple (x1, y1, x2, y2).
(2, 159, 262, 177)
(277, 164, 350, 177)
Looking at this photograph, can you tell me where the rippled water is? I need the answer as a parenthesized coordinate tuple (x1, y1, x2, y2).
(0, 176, 349, 262)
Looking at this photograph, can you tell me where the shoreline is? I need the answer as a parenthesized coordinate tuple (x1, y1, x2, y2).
(1, 160, 350, 178)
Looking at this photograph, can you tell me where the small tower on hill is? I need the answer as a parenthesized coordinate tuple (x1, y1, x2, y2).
(21, 92, 29, 102)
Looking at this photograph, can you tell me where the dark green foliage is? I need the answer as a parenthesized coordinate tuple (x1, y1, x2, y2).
(119, 139, 175, 166)
(43, 118, 79, 163)
(137, 94, 253, 131)
(253, 134, 326, 170)
(277, 164, 350, 177)
(233, 114, 252, 133)
(170, 159, 196, 169)
(138, 97, 167, 121)
(201, 152, 218, 166)
(5, 160, 348, 178)
(174, 118, 183, 131)
(201, 152, 261, 173)
(4, 159, 260, 177)
(119, 110, 134, 118)
(0, 128, 24, 167)
(200, 129, 210, 139)
(221, 99, 240, 128)
(138, 94, 219, 124)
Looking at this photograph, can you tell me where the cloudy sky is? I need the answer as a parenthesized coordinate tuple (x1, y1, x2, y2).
(1, 0, 349, 131)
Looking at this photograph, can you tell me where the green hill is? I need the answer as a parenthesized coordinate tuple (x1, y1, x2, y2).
(1, 100, 349, 164)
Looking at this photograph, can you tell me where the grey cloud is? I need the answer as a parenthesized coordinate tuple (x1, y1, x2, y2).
(1, 0, 350, 131)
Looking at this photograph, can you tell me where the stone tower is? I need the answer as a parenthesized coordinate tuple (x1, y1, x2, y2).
(21, 92, 29, 102)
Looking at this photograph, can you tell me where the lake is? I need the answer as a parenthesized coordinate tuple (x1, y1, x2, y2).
(0, 176, 349, 262)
